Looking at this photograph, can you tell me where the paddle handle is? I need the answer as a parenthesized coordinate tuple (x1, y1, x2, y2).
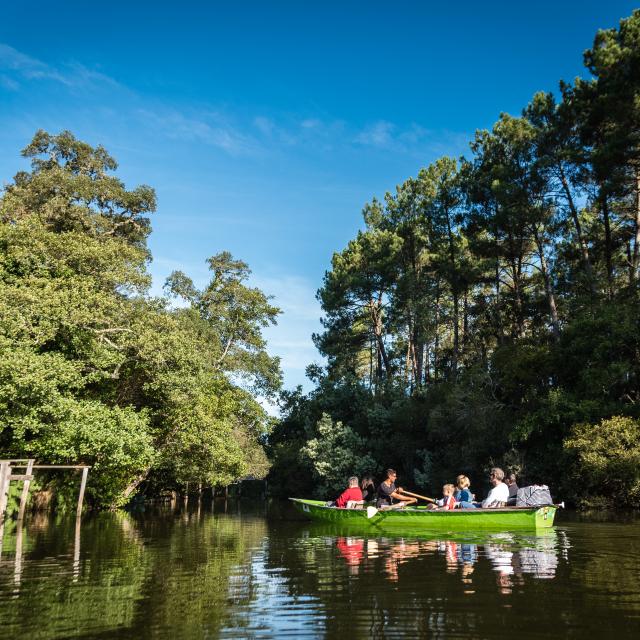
(397, 489, 436, 504)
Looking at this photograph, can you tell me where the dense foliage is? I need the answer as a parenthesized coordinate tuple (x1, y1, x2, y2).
(0, 131, 281, 507)
(269, 11, 640, 507)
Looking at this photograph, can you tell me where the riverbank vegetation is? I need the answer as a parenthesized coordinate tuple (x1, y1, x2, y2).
(0, 131, 281, 508)
(2, 12, 639, 512)
(268, 11, 640, 508)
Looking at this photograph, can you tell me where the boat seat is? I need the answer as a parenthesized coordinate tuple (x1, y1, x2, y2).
(346, 500, 365, 509)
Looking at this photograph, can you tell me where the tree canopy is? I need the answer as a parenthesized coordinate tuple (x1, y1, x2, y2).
(0, 130, 281, 507)
(269, 11, 640, 508)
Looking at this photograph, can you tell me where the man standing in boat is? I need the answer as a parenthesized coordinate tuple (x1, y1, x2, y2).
(376, 469, 417, 509)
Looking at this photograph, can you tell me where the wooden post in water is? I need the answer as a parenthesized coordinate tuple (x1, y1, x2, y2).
(17, 459, 34, 521)
(73, 515, 81, 583)
(0, 462, 10, 557)
(13, 517, 24, 596)
(76, 467, 89, 518)
(0, 461, 11, 524)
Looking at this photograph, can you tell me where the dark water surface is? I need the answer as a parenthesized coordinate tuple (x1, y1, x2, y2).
(0, 502, 639, 639)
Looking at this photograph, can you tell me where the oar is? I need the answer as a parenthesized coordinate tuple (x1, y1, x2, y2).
(366, 506, 379, 519)
(397, 489, 436, 504)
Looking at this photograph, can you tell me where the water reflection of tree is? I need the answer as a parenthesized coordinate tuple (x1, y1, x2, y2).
(5, 510, 639, 638)
(1, 512, 148, 635)
(0, 506, 267, 639)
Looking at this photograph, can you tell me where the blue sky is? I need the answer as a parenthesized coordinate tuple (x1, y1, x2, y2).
(1, 1, 637, 396)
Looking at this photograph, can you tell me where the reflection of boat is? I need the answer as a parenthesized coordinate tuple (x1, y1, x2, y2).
(302, 522, 562, 589)
(290, 498, 557, 529)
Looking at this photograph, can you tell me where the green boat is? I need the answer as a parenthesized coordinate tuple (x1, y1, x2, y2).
(290, 498, 558, 530)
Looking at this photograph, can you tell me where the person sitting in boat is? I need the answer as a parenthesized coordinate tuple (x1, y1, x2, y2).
(506, 472, 518, 506)
(376, 469, 417, 509)
(481, 467, 510, 508)
(335, 476, 364, 509)
(360, 475, 376, 503)
(454, 475, 477, 509)
(435, 484, 458, 510)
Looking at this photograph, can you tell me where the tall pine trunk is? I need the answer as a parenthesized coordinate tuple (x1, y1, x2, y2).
(445, 209, 459, 375)
(533, 226, 560, 338)
(632, 168, 640, 285)
(370, 298, 389, 376)
(600, 191, 614, 298)
(559, 166, 596, 295)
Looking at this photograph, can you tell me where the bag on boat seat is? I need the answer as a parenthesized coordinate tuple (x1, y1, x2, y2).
(516, 485, 553, 507)
(346, 500, 365, 509)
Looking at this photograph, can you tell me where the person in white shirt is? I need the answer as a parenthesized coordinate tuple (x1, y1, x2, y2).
(482, 467, 510, 508)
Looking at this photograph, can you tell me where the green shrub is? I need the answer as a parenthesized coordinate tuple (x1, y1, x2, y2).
(564, 416, 640, 508)
(301, 413, 379, 497)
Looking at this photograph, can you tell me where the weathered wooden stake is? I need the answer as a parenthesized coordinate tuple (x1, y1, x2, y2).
(76, 466, 89, 518)
(73, 515, 81, 583)
(0, 462, 11, 524)
(0, 462, 9, 559)
(13, 518, 23, 595)
(17, 459, 34, 521)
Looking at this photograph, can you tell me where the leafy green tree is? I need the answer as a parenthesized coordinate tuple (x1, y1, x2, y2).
(301, 413, 379, 496)
(316, 228, 401, 386)
(579, 10, 640, 290)
(270, 11, 640, 505)
(165, 251, 281, 395)
(0, 130, 280, 506)
(564, 416, 640, 507)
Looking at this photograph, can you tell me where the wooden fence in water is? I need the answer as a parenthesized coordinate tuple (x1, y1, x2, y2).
(0, 459, 90, 524)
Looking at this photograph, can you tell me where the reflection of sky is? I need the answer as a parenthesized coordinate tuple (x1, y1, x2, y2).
(223, 544, 326, 637)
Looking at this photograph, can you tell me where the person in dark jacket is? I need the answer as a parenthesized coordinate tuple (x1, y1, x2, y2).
(506, 473, 518, 506)
(376, 469, 417, 509)
(360, 475, 376, 503)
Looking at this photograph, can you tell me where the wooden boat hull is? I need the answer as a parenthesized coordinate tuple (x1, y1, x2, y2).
(290, 498, 557, 530)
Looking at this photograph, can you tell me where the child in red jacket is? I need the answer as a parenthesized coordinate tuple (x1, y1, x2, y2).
(435, 484, 458, 510)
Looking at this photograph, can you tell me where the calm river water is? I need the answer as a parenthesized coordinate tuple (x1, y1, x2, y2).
(0, 501, 638, 639)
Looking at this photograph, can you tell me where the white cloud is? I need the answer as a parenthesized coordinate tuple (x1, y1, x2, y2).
(0, 74, 19, 91)
(0, 43, 121, 91)
(137, 108, 258, 156)
(1, 43, 469, 161)
(254, 115, 275, 136)
(355, 120, 396, 147)
(352, 119, 471, 158)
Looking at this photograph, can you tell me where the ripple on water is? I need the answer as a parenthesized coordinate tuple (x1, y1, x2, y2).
(0, 508, 639, 639)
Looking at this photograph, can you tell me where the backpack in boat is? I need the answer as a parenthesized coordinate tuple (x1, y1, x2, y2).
(516, 485, 553, 507)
